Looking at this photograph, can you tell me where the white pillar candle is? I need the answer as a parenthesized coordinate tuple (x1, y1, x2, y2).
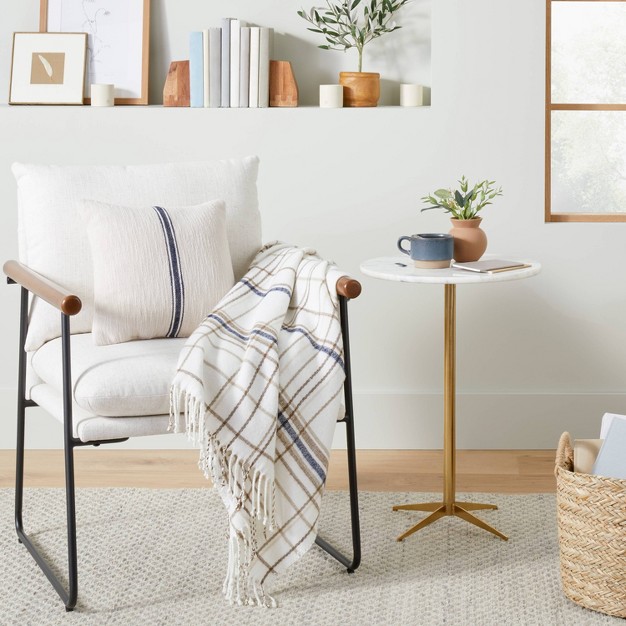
(319, 84, 343, 108)
(400, 83, 424, 107)
(91, 84, 115, 107)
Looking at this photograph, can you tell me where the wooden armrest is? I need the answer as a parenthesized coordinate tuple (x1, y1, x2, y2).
(3, 260, 82, 316)
(336, 275, 362, 300)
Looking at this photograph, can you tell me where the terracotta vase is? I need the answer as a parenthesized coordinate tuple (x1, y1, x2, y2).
(339, 72, 380, 107)
(449, 218, 487, 262)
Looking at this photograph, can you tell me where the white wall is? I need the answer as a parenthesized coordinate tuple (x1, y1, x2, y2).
(2, 0, 626, 451)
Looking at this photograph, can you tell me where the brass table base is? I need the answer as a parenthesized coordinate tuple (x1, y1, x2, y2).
(393, 285, 509, 543)
(392, 501, 508, 542)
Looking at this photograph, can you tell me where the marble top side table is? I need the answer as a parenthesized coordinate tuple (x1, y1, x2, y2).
(360, 256, 541, 542)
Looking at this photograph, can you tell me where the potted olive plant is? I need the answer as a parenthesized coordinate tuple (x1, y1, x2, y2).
(298, 0, 410, 107)
(421, 176, 503, 262)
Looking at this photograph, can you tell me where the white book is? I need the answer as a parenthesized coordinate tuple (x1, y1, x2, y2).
(202, 29, 210, 107)
(249, 27, 260, 108)
(600, 412, 626, 439)
(593, 416, 626, 479)
(229, 19, 246, 107)
(258, 27, 273, 108)
(209, 28, 221, 108)
(220, 18, 233, 107)
(239, 27, 251, 109)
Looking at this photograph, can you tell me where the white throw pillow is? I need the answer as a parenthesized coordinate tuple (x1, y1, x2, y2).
(12, 157, 261, 351)
(81, 199, 234, 345)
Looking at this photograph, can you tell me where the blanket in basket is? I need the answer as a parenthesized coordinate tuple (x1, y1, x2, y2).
(170, 243, 345, 607)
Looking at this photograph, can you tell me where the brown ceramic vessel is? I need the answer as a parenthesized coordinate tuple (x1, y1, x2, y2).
(449, 218, 488, 262)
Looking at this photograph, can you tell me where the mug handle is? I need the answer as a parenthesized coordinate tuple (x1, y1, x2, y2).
(397, 236, 411, 255)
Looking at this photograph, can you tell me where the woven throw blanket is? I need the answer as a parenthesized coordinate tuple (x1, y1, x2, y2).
(170, 243, 345, 607)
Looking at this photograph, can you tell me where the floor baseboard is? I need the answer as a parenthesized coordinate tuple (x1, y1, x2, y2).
(0, 449, 556, 493)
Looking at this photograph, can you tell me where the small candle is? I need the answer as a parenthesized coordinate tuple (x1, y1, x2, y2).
(319, 84, 343, 108)
(91, 84, 115, 107)
(400, 84, 424, 107)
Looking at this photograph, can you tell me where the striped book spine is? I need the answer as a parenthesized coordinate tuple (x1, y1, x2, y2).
(189, 31, 204, 108)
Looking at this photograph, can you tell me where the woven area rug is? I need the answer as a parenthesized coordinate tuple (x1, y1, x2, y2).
(0, 488, 622, 625)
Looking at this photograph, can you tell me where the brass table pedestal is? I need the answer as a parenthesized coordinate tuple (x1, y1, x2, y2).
(392, 284, 508, 542)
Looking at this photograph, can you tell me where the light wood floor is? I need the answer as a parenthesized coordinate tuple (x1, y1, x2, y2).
(0, 449, 556, 493)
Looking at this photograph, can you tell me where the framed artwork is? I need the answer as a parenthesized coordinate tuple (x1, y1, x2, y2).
(40, 0, 150, 105)
(9, 32, 87, 105)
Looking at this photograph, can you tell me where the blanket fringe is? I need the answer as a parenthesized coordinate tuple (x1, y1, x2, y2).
(223, 527, 277, 607)
(170, 386, 277, 607)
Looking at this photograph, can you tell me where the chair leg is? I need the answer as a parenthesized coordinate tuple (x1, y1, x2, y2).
(314, 416, 362, 572)
(15, 428, 79, 611)
(14, 300, 78, 610)
(13, 294, 131, 611)
(315, 295, 362, 573)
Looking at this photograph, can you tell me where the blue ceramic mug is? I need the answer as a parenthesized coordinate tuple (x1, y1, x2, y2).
(397, 233, 454, 269)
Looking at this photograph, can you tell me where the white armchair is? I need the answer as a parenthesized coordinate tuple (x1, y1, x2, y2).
(4, 157, 361, 611)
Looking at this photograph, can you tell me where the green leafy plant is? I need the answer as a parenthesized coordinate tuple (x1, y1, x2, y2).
(297, 0, 410, 73)
(421, 176, 503, 220)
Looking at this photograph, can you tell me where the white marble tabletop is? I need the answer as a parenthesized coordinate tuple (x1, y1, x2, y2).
(360, 256, 541, 285)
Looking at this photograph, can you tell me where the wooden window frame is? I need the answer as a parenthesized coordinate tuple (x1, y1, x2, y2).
(545, 0, 626, 222)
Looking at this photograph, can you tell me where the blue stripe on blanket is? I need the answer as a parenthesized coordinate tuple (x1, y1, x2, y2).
(278, 411, 326, 482)
(240, 278, 292, 298)
(206, 313, 277, 344)
(282, 326, 345, 371)
(153, 205, 185, 337)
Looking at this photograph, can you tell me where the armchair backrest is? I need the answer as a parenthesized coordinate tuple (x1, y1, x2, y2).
(12, 157, 261, 351)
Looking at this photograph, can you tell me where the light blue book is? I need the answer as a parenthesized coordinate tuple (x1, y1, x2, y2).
(189, 31, 204, 108)
(593, 416, 626, 480)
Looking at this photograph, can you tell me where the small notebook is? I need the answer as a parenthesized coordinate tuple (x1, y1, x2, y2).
(592, 417, 626, 480)
(451, 259, 530, 274)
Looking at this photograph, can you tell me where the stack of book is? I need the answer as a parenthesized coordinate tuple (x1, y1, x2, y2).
(592, 413, 626, 479)
(189, 20, 273, 108)
(573, 412, 626, 479)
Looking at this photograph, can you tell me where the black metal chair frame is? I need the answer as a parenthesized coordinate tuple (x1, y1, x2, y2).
(10, 279, 361, 611)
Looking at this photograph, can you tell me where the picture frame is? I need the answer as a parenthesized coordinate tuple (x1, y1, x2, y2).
(40, 0, 150, 105)
(9, 32, 87, 105)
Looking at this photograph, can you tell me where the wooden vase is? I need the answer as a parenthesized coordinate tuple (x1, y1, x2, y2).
(449, 218, 487, 262)
(339, 72, 380, 107)
(269, 60, 299, 107)
(163, 61, 190, 107)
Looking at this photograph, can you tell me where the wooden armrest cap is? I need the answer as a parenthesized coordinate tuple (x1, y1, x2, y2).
(336, 276, 362, 299)
(61, 295, 83, 316)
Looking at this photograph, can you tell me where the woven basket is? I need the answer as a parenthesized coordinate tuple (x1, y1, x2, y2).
(555, 432, 626, 618)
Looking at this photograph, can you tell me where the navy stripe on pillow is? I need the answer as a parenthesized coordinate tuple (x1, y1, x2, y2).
(153, 206, 185, 337)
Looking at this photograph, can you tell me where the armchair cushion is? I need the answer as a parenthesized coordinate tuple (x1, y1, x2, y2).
(32, 333, 185, 417)
(81, 199, 234, 345)
(13, 156, 261, 351)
